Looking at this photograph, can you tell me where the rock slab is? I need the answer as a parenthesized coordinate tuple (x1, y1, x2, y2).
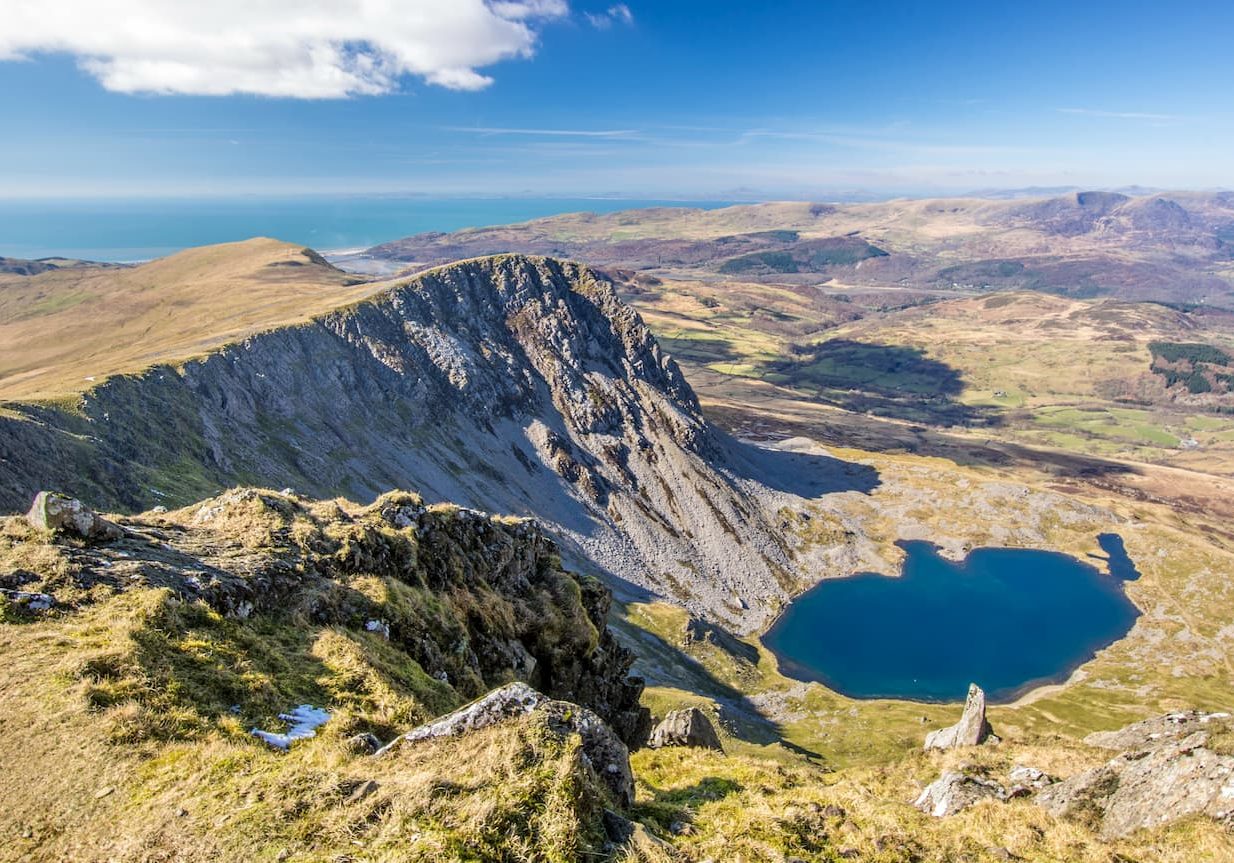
(382, 682, 635, 807)
(647, 707, 724, 752)
(924, 683, 995, 750)
(1037, 718, 1234, 838)
(26, 492, 123, 541)
(914, 771, 1007, 817)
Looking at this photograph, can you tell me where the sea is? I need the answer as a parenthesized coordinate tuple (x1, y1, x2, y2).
(0, 196, 737, 262)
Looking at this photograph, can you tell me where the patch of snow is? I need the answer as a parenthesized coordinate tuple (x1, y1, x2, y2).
(252, 705, 330, 750)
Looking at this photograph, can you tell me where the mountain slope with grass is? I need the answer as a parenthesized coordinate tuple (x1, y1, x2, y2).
(3, 490, 1232, 862)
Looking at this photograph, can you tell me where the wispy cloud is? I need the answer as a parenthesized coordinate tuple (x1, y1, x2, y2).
(443, 126, 641, 138)
(585, 3, 634, 29)
(1058, 107, 1181, 122)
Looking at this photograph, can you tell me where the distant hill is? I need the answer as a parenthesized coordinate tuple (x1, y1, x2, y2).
(345, 191, 1234, 307)
(0, 238, 378, 400)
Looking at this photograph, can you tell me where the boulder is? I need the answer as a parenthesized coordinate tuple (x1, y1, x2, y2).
(1007, 765, 1056, 797)
(1037, 723, 1234, 838)
(540, 700, 635, 807)
(384, 682, 547, 750)
(914, 771, 1007, 817)
(380, 682, 635, 806)
(26, 492, 124, 542)
(924, 683, 995, 750)
(647, 707, 724, 752)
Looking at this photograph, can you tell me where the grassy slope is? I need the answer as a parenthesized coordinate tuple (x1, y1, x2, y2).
(0, 239, 384, 401)
(3, 491, 1232, 863)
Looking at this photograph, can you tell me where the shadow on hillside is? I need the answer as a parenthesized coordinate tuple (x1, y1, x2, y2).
(719, 430, 881, 496)
(769, 339, 1002, 429)
(612, 612, 825, 762)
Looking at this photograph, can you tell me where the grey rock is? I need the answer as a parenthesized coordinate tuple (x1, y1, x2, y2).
(1037, 722, 1234, 838)
(383, 682, 547, 751)
(1007, 765, 1056, 797)
(924, 683, 995, 750)
(648, 707, 724, 752)
(26, 492, 124, 541)
(0, 588, 54, 611)
(344, 733, 383, 755)
(914, 770, 1007, 817)
(1083, 710, 1231, 751)
(383, 682, 635, 807)
(540, 699, 635, 807)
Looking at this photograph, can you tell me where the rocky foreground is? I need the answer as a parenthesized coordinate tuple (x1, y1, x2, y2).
(1, 490, 1232, 861)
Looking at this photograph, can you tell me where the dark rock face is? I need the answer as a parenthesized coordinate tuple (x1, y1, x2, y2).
(647, 707, 724, 752)
(1037, 711, 1234, 837)
(924, 683, 995, 750)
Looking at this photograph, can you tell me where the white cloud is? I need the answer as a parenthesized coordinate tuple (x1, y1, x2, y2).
(0, 0, 569, 98)
(585, 4, 634, 28)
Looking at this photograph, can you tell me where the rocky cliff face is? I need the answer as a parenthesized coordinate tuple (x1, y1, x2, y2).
(0, 255, 843, 630)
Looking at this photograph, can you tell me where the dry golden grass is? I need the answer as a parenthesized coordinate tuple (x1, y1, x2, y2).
(0, 238, 384, 400)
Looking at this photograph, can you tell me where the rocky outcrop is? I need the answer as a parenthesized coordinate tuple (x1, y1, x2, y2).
(1, 486, 650, 749)
(924, 683, 996, 750)
(1037, 712, 1234, 837)
(0, 255, 839, 632)
(381, 682, 636, 806)
(914, 771, 1006, 817)
(648, 707, 724, 752)
(25, 492, 123, 541)
(384, 682, 547, 748)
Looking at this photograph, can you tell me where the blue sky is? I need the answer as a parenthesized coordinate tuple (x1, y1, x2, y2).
(1, 0, 1232, 198)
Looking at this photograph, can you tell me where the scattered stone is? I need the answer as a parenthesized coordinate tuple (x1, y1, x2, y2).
(924, 683, 996, 750)
(647, 707, 724, 752)
(0, 588, 54, 612)
(26, 492, 124, 541)
(822, 804, 846, 819)
(94, 786, 115, 799)
(1037, 719, 1234, 838)
(914, 771, 1007, 817)
(364, 619, 391, 640)
(1007, 765, 1055, 797)
(151, 505, 168, 514)
(345, 732, 383, 755)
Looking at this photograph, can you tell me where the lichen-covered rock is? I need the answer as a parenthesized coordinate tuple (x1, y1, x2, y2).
(25, 491, 123, 541)
(914, 771, 1007, 817)
(647, 707, 724, 752)
(1083, 710, 1231, 751)
(383, 682, 635, 806)
(924, 683, 995, 750)
(384, 683, 548, 749)
(1007, 765, 1056, 797)
(1037, 716, 1234, 837)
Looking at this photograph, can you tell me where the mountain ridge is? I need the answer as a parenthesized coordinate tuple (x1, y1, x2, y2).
(1, 253, 870, 631)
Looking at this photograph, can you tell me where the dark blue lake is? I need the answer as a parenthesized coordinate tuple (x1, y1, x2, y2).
(763, 538, 1141, 702)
